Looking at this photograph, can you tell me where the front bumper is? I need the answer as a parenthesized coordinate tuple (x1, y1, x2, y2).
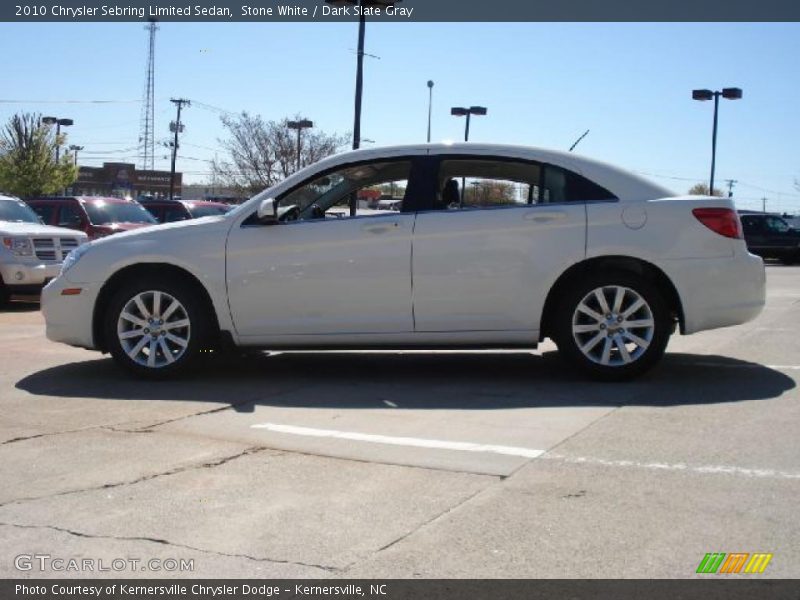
(41, 276, 99, 350)
(0, 261, 61, 289)
(665, 250, 766, 335)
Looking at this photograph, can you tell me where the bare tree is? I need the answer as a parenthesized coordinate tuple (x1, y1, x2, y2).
(212, 113, 348, 196)
(688, 182, 723, 197)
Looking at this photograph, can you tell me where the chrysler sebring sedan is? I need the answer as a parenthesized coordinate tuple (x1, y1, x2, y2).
(42, 144, 765, 380)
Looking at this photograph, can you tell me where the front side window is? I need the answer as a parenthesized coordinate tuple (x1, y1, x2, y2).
(58, 203, 84, 228)
(276, 160, 412, 221)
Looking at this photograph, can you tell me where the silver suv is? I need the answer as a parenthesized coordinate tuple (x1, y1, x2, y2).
(0, 194, 87, 305)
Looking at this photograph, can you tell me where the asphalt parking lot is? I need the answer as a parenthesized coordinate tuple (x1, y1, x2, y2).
(1, 265, 798, 579)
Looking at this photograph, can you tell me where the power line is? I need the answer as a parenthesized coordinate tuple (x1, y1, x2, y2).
(0, 99, 140, 104)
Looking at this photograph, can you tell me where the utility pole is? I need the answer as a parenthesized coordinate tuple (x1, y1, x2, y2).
(762, 197, 767, 213)
(169, 98, 190, 200)
(725, 179, 737, 198)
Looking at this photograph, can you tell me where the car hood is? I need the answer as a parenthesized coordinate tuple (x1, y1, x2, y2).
(89, 215, 228, 247)
(0, 221, 88, 238)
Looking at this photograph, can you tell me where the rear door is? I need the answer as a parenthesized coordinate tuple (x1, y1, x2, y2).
(411, 156, 588, 333)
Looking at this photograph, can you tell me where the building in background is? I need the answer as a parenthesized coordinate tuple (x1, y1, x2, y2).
(68, 162, 181, 199)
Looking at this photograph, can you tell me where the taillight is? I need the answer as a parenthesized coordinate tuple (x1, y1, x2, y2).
(692, 207, 743, 239)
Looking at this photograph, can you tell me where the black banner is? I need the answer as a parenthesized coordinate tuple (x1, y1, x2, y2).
(3, 0, 800, 22)
(3, 580, 800, 600)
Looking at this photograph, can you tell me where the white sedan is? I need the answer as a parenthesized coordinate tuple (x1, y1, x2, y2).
(42, 144, 765, 380)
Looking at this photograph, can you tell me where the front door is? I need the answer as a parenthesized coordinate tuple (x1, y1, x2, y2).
(226, 158, 422, 338)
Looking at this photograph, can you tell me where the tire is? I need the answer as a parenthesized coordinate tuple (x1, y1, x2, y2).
(0, 281, 9, 308)
(104, 277, 210, 378)
(780, 254, 798, 266)
(553, 271, 672, 381)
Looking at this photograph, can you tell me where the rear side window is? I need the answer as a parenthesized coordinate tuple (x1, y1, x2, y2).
(434, 158, 617, 210)
(740, 216, 763, 233)
(542, 165, 617, 204)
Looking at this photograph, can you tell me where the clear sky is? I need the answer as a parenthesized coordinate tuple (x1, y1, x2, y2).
(1, 21, 798, 212)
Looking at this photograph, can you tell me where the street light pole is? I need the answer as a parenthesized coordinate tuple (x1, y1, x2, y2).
(692, 87, 742, 195)
(451, 106, 487, 206)
(42, 117, 74, 163)
(68, 145, 84, 166)
(426, 80, 434, 142)
(287, 119, 314, 172)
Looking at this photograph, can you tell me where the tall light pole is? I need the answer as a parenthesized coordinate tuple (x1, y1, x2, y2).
(287, 119, 314, 172)
(451, 106, 487, 142)
(169, 98, 190, 200)
(692, 87, 742, 195)
(326, 0, 400, 151)
(426, 80, 434, 142)
(451, 106, 487, 206)
(68, 145, 84, 166)
(42, 117, 74, 162)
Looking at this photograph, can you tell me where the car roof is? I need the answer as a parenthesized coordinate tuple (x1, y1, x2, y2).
(259, 143, 675, 203)
(29, 195, 134, 204)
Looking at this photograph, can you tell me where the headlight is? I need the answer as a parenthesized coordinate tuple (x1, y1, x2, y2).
(2, 237, 34, 256)
(60, 243, 91, 276)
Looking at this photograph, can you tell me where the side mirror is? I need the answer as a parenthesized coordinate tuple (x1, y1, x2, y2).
(256, 198, 279, 225)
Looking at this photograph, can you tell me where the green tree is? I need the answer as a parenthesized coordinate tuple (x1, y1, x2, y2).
(688, 182, 723, 197)
(0, 113, 77, 198)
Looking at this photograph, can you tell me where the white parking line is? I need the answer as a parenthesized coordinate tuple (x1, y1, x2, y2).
(544, 454, 800, 480)
(250, 422, 545, 459)
(680, 361, 800, 371)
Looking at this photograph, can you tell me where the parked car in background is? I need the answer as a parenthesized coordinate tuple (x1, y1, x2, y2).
(26, 196, 157, 241)
(1, 194, 87, 305)
(738, 211, 800, 264)
(41, 143, 765, 380)
(138, 198, 232, 223)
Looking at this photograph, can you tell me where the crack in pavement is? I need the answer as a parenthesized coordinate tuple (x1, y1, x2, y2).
(0, 522, 336, 572)
(0, 446, 275, 509)
(341, 485, 493, 574)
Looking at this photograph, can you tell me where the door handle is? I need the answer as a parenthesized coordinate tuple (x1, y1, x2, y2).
(361, 222, 399, 234)
(524, 210, 567, 223)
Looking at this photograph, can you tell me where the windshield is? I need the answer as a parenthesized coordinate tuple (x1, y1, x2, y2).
(188, 204, 230, 218)
(0, 199, 41, 224)
(83, 201, 157, 225)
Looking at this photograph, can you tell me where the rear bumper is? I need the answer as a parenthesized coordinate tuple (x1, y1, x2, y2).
(41, 276, 99, 350)
(665, 251, 765, 335)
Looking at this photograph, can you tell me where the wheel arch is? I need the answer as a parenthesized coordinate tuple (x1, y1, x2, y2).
(539, 256, 684, 341)
(92, 262, 221, 352)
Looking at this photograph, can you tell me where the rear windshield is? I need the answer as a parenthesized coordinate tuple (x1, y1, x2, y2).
(188, 204, 230, 218)
(83, 201, 157, 225)
(0, 199, 40, 224)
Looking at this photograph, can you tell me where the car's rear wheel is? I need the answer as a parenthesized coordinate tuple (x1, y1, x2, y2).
(104, 278, 209, 377)
(553, 271, 671, 381)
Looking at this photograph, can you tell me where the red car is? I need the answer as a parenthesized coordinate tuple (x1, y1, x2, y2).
(138, 198, 232, 223)
(26, 196, 157, 240)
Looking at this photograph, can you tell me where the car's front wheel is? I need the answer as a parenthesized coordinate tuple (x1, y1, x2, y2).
(554, 271, 671, 381)
(105, 278, 209, 377)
